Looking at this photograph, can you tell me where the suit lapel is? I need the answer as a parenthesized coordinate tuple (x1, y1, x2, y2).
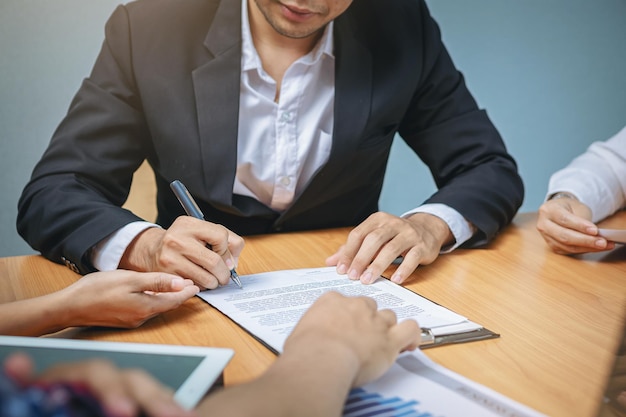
(192, 0, 241, 209)
(329, 11, 372, 163)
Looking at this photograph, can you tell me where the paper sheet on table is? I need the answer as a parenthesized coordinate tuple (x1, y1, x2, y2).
(599, 228, 626, 244)
(197, 267, 483, 353)
(344, 349, 546, 417)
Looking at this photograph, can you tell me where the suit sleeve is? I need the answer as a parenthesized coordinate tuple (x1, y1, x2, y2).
(17, 5, 152, 274)
(398, 1, 524, 247)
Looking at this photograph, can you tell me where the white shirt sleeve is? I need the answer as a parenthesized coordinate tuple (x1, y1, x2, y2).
(91, 221, 161, 271)
(401, 204, 476, 253)
(547, 126, 626, 223)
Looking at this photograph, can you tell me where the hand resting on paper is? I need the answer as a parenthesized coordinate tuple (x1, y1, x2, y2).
(326, 211, 454, 285)
(197, 291, 422, 416)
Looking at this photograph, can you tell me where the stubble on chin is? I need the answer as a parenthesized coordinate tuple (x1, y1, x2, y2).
(252, 0, 326, 39)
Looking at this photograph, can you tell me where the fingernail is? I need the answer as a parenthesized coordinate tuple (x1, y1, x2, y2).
(586, 226, 598, 234)
(226, 258, 234, 269)
(391, 273, 403, 284)
(170, 277, 184, 288)
(337, 263, 347, 274)
(348, 269, 359, 280)
(361, 271, 373, 284)
(595, 239, 607, 248)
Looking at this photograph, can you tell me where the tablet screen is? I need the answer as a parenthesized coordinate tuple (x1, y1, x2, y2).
(0, 345, 203, 390)
(0, 336, 234, 410)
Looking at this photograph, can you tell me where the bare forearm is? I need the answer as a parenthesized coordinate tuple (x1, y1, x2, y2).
(0, 293, 70, 336)
(197, 347, 357, 417)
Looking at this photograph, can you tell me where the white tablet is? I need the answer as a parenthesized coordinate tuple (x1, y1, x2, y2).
(0, 335, 234, 410)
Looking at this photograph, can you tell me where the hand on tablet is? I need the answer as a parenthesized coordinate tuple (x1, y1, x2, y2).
(3, 352, 196, 417)
(537, 196, 615, 254)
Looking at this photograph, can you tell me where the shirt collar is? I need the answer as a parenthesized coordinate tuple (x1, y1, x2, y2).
(241, 0, 334, 72)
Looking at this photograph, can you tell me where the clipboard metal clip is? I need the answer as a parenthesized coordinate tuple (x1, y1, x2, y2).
(420, 327, 435, 346)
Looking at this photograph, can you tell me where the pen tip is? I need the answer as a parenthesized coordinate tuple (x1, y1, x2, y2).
(230, 270, 243, 289)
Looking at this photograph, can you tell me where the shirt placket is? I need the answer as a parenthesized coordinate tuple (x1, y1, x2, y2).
(271, 74, 301, 211)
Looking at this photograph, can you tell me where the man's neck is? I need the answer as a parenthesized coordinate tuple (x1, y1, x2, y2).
(247, 0, 324, 95)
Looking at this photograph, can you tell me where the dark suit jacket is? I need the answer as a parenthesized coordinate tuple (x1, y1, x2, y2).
(17, 0, 524, 274)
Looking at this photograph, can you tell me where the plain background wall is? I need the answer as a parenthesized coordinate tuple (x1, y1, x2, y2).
(381, 0, 626, 215)
(1, 0, 625, 257)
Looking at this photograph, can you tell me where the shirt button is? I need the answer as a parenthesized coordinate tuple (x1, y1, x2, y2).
(280, 176, 291, 186)
(280, 111, 293, 122)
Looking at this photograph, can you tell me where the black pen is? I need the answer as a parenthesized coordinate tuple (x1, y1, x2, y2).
(169, 180, 243, 289)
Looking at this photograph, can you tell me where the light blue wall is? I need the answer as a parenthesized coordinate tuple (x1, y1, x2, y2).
(1, 1, 625, 257)
(381, 0, 626, 215)
(0, 0, 123, 257)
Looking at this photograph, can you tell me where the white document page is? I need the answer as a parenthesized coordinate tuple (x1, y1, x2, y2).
(197, 267, 482, 352)
(345, 349, 546, 417)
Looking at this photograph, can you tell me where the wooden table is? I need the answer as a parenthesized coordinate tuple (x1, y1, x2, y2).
(1, 212, 625, 417)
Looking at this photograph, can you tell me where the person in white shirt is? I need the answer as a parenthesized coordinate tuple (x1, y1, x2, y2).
(537, 126, 626, 254)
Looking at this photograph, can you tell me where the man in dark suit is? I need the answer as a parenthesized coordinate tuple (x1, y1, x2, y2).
(17, 0, 524, 289)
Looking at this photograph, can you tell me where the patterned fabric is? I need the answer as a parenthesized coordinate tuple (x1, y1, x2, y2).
(0, 371, 106, 417)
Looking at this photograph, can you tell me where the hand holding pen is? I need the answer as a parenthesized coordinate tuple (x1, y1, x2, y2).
(170, 180, 244, 289)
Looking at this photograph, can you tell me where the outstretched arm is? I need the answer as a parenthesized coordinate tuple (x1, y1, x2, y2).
(196, 292, 421, 417)
(0, 270, 198, 336)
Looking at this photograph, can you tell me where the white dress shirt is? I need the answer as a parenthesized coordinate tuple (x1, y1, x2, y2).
(234, 0, 335, 211)
(547, 125, 626, 223)
(91, 0, 474, 271)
